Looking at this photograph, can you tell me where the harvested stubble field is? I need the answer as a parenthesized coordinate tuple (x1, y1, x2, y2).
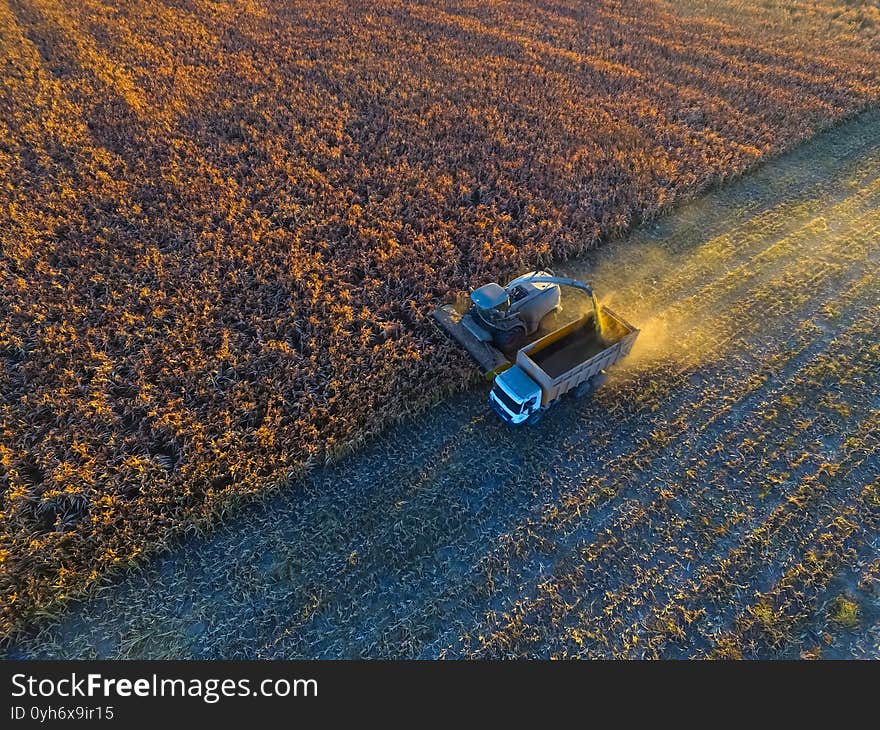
(7, 107, 880, 659)
(1, 0, 879, 642)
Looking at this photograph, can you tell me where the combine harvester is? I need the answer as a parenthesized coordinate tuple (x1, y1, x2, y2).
(432, 271, 639, 425)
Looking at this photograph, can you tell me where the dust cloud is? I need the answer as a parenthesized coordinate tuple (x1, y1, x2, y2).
(580, 241, 718, 370)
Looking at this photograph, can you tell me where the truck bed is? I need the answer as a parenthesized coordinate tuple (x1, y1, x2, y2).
(517, 307, 638, 405)
(528, 313, 606, 379)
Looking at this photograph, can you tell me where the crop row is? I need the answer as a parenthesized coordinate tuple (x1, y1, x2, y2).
(2, 0, 879, 637)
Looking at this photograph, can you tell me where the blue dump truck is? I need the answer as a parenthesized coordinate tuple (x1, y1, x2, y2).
(432, 272, 639, 425)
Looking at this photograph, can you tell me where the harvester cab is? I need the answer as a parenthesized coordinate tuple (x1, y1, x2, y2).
(462, 270, 561, 351)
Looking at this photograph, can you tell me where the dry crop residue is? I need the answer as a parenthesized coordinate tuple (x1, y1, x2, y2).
(7, 107, 880, 659)
(2, 0, 880, 639)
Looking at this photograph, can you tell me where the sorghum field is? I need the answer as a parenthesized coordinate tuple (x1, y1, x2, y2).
(7, 106, 880, 660)
(1, 0, 879, 642)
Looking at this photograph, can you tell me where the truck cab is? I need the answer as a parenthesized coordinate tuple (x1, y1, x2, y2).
(489, 365, 542, 424)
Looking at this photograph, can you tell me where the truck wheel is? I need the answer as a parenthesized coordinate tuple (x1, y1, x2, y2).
(590, 372, 608, 391)
(574, 380, 594, 399)
(526, 410, 544, 425)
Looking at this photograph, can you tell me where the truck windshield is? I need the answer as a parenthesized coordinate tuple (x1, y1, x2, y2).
(492, 385, 523, 414)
